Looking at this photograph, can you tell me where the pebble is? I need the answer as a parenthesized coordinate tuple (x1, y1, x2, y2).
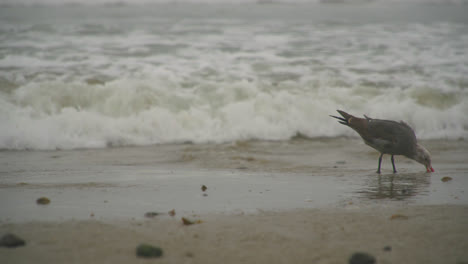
(182, 217, 202, 225)
(441, 176, 453, 182)
(168, 209, 176, 217)
(144, 212, 160, 218)
(349, 252, 376, 264)
(0, 233, 26, 248)
(136, 244, 163, 258)
(389, 214, 409, 220)
(36, 197, 50, 205)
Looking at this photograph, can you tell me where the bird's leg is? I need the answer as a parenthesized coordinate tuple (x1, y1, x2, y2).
(391, 155, 397, 173)
(377, 153, 383, 174)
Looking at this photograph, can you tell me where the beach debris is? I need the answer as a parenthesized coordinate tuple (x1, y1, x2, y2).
(390, 214, 409, 220)
(182, 217, 202, 226)
(144, 212, 160, 218)
(441, 176, 453, 182)
(182, 217, 195, 225)
(383, 245, 392, 252)
(36, 197, 50, 205)
(168, 209, 176, 217)
(0, 233, 26, 248)
(349, 252, 376, 264)
(201, 185, 207, 192)
(136, 244, 163, 258)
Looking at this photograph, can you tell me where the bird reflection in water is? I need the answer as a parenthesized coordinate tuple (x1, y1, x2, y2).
(357, 173, 431, 200)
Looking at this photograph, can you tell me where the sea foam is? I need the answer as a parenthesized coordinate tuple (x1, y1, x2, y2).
(1, 74, 467, 150)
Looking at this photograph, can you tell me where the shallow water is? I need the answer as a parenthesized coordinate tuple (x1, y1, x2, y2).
(0, 139, 466, 222)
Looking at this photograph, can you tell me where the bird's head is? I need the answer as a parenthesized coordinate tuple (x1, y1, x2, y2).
(414, 144, 434, 173)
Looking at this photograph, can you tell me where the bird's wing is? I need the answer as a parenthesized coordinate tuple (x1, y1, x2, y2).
(366, 119, 416, 154)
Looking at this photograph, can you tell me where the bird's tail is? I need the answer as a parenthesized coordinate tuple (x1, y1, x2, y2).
(330, 110, 354, 126)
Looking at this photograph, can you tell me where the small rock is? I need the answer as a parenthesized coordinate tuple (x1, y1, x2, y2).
(349, 252, 376, 264)
(168, 209, 176, 217)
(182, 217, 194, 225)
(144, 212, 160, 218)
(36, 197, 50, 205)
(390, 214, 408, 220)
(136, 244, 163, 258)
(0, 233, 26, 248)
(182, 217, 201, 226)
(441, 176, 453, 182)
(201, 185, 207, 192)
(383, 245, 392, 252)
(203, 193, 208, 197)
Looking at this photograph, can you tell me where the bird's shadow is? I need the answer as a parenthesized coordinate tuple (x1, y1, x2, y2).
(356, 172, 431, 201)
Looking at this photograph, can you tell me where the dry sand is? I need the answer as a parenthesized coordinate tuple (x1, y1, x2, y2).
(1, 138, 468, 263)
(1, 205, 467, 264)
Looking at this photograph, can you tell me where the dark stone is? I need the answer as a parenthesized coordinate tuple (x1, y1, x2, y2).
(349, 252, 376, 264)
(136, 244, 163, 258)
(383, 245, 392, 252)
(36, 197, 50, 205)
(144, 212, 160, 218)
(0, 233, 26, 248)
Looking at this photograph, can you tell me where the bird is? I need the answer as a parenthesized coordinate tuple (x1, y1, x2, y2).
(330, 110, 434, 173)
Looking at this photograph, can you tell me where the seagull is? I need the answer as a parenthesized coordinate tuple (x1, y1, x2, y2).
(330, 110, 434, 173)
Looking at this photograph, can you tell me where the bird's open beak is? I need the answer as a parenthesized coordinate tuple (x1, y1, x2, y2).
(426, 166, 435, 173)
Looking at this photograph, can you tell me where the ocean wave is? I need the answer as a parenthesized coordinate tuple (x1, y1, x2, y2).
(1, 75, 467, 150)
(1, 3, 467, 150)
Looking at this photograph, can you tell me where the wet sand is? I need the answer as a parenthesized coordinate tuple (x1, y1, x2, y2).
(1, 138, 468, 263)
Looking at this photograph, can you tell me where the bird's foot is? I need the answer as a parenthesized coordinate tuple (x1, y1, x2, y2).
(376, 170, 381, 174)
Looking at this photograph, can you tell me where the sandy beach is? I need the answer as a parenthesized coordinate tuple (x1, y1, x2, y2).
(1, 205, 467, 264)
(1, 138, 467, 263)
(2, 1, 468, 263)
